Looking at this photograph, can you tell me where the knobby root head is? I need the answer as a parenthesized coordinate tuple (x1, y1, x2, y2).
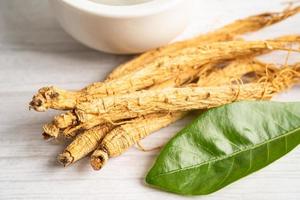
(57, 151, 74, 167)
(42, 123, 60, 140)
(90, 149, 109, 171)
(63, 125, 83, 139)
(54, 111, 78, 128)
(29, 86, 59, 112)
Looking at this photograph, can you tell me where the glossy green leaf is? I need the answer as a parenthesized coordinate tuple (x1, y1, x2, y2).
(146, 101, 300, 195)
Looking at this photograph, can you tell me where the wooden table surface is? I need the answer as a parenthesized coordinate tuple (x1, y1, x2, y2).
(0, 0, 299, 199)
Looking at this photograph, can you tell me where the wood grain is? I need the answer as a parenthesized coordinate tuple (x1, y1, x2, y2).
(0, 0, 299, 199)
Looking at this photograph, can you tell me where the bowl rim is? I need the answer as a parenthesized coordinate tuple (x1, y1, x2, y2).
(60, 0, 185, 18)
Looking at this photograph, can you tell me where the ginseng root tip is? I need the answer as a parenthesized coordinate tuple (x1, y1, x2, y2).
(29, 94, 48, 112)
(43, 124, 60, 140)
(29, 97, 45, 111)
(29, 86, 58, 112)
(57, 151, 74, 167)
(90, 150, 108, 171)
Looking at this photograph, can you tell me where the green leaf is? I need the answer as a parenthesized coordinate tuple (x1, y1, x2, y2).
(146, 101, 300, 195)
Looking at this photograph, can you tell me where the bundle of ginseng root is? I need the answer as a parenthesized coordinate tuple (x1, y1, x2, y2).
(35, 6, 300, 139)
(59, 59, 277, 167)
(29, 7, 300, 170)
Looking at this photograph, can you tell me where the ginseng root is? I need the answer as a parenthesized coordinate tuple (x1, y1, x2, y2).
(90, 112, 186, 170)
(77, 65, 300, 122)
(57, 60, 213, 164)
(63, 56, 293, 137)
(43, 63, 224, 139)
(106, 6, 300, 80)
(76, 39, 300, 115)
(42, 111, 78, 139)
(89, 67, 299, 170)
(57, 123, 114, 166)
(33, 38, 300, 112)
(89, 59, 280, 170)
(197, 59, 275, 86)
(29, 8, 300, 112)
(41, 34, 300, 139)
(32, 8, 300, 138)
(62, 58, 272, 136)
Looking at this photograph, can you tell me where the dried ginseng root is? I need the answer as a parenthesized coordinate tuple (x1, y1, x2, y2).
(90, 112, 186, 170)
(41, 48, 206, 139)
(76, 39, 300, 115)
(70, 41, 299, 135)
(41, 35, 300, 140)
(41, 34, 300, 139)
(89, 59, 276, 170)
(58, 58, 281, 167)
(33, 9, 300, 138)
(56, 61, 211, 164)
(57, 123, 114, 166)
(77, 65, 300, 121)
(42, 63, 228, 139)
(106, 6, 300, 80)
(34, 38, 300, 112)
(42, 111, 78, 139)
(63, 58, 276, 136)
(29, 8, 300, 112)
(197, 59, 274, 86)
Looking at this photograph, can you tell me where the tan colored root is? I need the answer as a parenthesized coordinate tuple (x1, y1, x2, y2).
(78, 83, 269, 116)
(63, 60, 252, 135)
(42, 123, 60, 140)
(42, 34, 299, 138)
(41, 61, 203, 139)
(77, 65, 300, 121)
(62, 57, 290, 137)
(197, 59, 276, 86)
(149, 66, 205, 89)
(77, 40, 300, 116)
(89, 59, 278, 170)
(59, 39, 300, 114)
(106, 6, 300, 81)
(48, 61, 222, 138)
(57, 61, 214, 160)
(59, 60, 292, 168)
(53, 111, 78, 128)
(135, 141, 162, 152)
(42, 111, 78, 139)
(57, 123, 114, 167)
(41, 35, 300, 139)
(45, 62, 227, 137)
(29, 87, 80, 112)
(90, 112, 185, 170)
(29, 6, 300, 168)
(29, 40, 300, 112)
(32, 8, 300, 138)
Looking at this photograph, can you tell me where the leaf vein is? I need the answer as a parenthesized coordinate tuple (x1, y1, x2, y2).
(253, 108, 289, 132)
(215, 157, 235, 188)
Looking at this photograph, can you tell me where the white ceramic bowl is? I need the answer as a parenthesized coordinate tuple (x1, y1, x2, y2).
(49, 0, 190, 54)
